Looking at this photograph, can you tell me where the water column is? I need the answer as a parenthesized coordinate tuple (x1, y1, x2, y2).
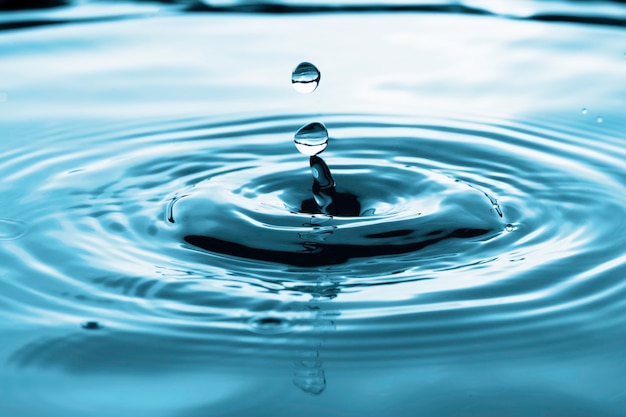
(291, 62, 334, 395)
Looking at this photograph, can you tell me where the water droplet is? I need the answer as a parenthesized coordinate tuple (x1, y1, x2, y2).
(0, 91, 8, 102)
(81, 321, 103, 330)
(0, 218, 27, 240)
(291, 62, 320, 94)
(596, 116, 603, 124)
(581, 108, 588, 115)
(294, 122, 328, 156)
(505, 223, 515, 232)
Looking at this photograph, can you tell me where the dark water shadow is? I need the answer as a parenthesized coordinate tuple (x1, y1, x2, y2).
(185, 228, 489, 267)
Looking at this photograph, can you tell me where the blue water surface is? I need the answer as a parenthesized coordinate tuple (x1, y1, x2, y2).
(0, 1, 625, 416)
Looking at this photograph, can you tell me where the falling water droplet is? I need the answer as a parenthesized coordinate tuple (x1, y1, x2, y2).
(291, 62, 321, 94)
(0, 218, 27, 240)
(581, 108, 588, 115)
(294, 122, 329, 156)
(596, 116, 603, 124)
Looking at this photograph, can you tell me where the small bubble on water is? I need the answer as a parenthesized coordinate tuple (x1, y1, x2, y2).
(294, 122, 328, 156)
(581, 108, 588, 115)
(292, 62, 320, 94)
(81, 321, 103, 330)
(505, 223, 515, 232)
(596, 116, 603, 124)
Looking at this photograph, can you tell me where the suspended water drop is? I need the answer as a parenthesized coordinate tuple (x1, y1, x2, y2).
(294, 122, 328, 156)
(596, 116, 604, 124)
(505, 223, 515, 232)
(291, 62, 321, 94)
(581, 108, 588, 115)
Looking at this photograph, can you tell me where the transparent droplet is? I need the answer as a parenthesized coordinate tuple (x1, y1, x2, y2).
(294, 122, 328, 156)
(505, 223, 515, 232)
(292, 62, 320, 94)
(596, 116, 603, 124)
(581, 108, 588, 115)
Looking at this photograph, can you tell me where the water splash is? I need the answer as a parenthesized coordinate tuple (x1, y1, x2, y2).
(291, 62, 321, 94)
(2, 7, 626, 415)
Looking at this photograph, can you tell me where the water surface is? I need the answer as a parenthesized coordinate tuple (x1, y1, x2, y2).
(0, 2, 625, 416)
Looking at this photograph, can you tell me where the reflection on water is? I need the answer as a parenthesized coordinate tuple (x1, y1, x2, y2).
(0, 1, 625, 416)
